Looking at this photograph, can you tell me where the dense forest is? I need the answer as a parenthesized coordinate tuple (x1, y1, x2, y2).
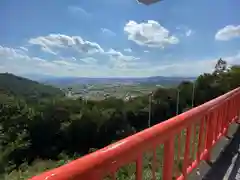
(0, 59, 240, 179)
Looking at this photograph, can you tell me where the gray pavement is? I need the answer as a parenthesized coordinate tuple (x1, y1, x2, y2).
(187, 123, 240, 180)
(202, 123, 240, 180)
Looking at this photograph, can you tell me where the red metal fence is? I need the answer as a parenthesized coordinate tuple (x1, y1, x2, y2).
(30, 88, 240, 180)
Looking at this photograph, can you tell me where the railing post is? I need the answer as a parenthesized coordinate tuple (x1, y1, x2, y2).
(222, 100, 229, 135)
(237, 94, 240, 124)
(136, 157, 143, 180)
(182, 127, 192, 179)
(204, 113, 214, 162)
(163, 137, 174, 180)
(237, 108, 240, 124)
(197, 119, 204, 163)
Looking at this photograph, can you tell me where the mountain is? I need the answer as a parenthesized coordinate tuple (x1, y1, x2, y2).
(0, 73, 64, 99)
(40, 76, 196, 87)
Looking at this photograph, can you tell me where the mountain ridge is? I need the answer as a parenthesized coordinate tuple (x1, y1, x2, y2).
(0, 73, 64, 99)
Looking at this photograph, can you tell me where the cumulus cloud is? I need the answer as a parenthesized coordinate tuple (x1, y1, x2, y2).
(0, 46, 55, 74)
(101, 28, 116, 36)
(0, 45, 109, 76)
(28, 34, 138, 68)
(27, 34, 141, 73)
(106, 48, 138, 61)
(29, 34, 104, 55)
(215, 25, 240, 41)
(2, 35, 239, 77)
(124, 20, 179, 48)
(106, 48, 140, 69)
(0, 46, 27, 59)
(0, 45, 141, 77)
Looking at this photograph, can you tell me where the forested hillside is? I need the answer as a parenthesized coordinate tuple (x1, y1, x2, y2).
(0, 73, 64, 101)
(0, 59, 240, 179)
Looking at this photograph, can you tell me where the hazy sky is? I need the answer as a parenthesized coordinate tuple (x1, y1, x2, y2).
(0, 0, 240, 77)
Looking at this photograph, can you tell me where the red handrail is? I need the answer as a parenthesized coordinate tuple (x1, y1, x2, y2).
(30, 87, 240, 180)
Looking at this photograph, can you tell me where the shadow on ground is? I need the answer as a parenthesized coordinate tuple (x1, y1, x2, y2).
(203, 125, 240, 180)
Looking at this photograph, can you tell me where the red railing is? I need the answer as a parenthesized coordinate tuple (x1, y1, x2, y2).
(30, 88, 240, 180)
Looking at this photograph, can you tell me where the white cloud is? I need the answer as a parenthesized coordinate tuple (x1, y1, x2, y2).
(52, 60, 78, 67)
(27, 34, 141, 73)
(105, 48, 140, 69)
(0, 46, 53, 74)
(1, 40, 239, 78)
(0, 45, 141, 77)
(176, 25, 194, 37)
(32, 57, 46, 62)
(185, 29, 192, 37)
(68, 6, 91, 17)
(28, 34, 139, 69)
(124, 20, 179, 48)
(106, 48, 123, 57)
(215, 25, 240, 41)
(101, 28, 116, 36)
(29, 34, 104, 55)
(225, 52, 240, 65)
(70, 57, 77, 61)
(153, 60, 216, 76)
(0, 45, 104, 76)
(106, 48, 138, 61)
(0, 46, 27, 59)
(124, 48, 132, 52)
(59, 56, 78, 62)
(144, 50, 149, 53)
(42, 46, 57, 55)
(80, 57, 98, 64)
(19, 47, 28, 52)
(152, 53, 240, 76)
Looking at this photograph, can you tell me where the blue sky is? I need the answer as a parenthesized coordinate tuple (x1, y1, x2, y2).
(0, 0, 240, 77)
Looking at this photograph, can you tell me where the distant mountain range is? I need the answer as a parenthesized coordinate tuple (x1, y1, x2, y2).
(22, 74, 196, 87)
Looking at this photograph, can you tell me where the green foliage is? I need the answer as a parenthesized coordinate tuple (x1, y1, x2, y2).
(0, 73, 64, 102)
(0, 60, 240, 179)
(214, 58, 227, 74)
